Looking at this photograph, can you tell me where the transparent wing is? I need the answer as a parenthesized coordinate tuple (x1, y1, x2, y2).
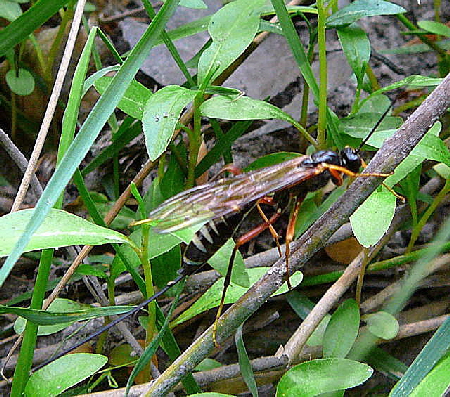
(147, 155, 322, 233)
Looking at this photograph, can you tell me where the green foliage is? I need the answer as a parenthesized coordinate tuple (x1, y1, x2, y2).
(0, 209, 132, 257)
(24, 354, 108, 397)
(276, 358, 373, 396)
(2, 0, 450, 395)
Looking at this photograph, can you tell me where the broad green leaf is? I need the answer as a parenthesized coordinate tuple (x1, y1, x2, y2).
(276, 358, 373, 396)
(94, 75, 152, 120)
(6, 68, 35, 95)
(152, 245, 182, 289)
(418, 20, 450, 37)
(245, 152, 301, 171)
(306, 316, 331, 347)
(384, 122, 447, 187)
(24, 354, 107, 397)
(337, 23, 370, 84)
(350, 186, 396, 247)
(364, 311, 399, 340)
(412, 126, 450, 166)
(434, 163, 450, 179)
(200, 95, 295, 123)
(0, 209, 131, 257)
(14, 298, 83, 336)
(209, 238, 249, 287)
(180, 0, 207, 9)
(171, 267, 303, 327)
(197, 0, 266, 84)
(195, 359, 222, 372)
(142, 85, 198, 160)
(146, 228, 184, 259)
(0, 0, 22, 21)
(323, 299, 360, 358)
(361, 76, 442, 107)
(327, 0, 405, 28)
(341, 113, 402, 142)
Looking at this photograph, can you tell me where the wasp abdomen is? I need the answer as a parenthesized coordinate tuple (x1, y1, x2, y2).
(182, 211, 243, 272)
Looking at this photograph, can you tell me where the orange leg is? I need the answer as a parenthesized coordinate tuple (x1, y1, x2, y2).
(284, 193, 306, 290)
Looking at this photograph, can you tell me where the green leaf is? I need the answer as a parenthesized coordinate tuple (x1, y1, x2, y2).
(390, 318, 450, 396)
(409, 353, 450, 397)
(6, 68, 35, 95)
(197, 0, 266, 84)
(24, 354, 107, 397)
(383, 122, 448, 187)
(171, 267, 303, 327)
(190, 392, 234, 397)
(306, 316, 331, 347)
(276, 358, 373, 396)
(143, 85, 198, 160)
(209, 239, 249, 287)
(323, 300, 360, 358)
(0, 0, 70, 56)
(195, 359, 222, 372)
(0, 0, 22, 21)
(327, 0, 405, 28)
(14, 298, 83, 336)
(0, 304, 133, 325)
(350, 186, 396, 247)
(1, 0, 181, 287)
(0, 209, 131, 257)
(200, 95, 295, 123)
(180, 0, 207, 9)
(412, 124, 450, 165)
(337, 23, 370, 84)
(94, 76, 152, 120)
(244, 152, 301, 171)
(364, 311, 399, 340)
(235, 325, 258, 397)
(146, 228, 184, 259)
(417, 21, 450, 37)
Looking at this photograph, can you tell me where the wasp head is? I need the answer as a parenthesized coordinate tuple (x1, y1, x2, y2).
(340, 147, 362, 173)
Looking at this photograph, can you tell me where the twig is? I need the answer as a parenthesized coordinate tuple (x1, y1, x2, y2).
(0, 127, 43, 199)
(10, 0, 87, 212)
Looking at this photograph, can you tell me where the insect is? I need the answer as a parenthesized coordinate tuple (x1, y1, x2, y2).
(36, 124, 395, 369)
(131, 146, 391, 344)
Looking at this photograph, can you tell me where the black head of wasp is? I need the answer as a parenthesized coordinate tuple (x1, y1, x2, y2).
(35, 105, 397, 370)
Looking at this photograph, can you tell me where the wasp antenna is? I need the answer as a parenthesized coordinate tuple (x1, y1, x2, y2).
(357, 99, 394, 153)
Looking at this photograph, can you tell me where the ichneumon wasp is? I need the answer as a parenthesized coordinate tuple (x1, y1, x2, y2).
(35, 107, 396, 369)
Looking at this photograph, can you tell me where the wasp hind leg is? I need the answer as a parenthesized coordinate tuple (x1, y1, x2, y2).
(212, 207, 282, 347)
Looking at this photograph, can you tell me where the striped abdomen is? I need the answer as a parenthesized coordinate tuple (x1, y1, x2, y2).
(181, 209, 248, 274)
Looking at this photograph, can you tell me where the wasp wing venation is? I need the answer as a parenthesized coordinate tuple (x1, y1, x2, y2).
(150, 155, 321, 233)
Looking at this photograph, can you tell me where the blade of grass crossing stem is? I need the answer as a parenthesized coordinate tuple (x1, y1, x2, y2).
(235, 325, 258, 397)
(390, 318, 450, 396)
(0, 0, 181, 287)
(155, 304, 201, 393)
(0, 0, 69, 56)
